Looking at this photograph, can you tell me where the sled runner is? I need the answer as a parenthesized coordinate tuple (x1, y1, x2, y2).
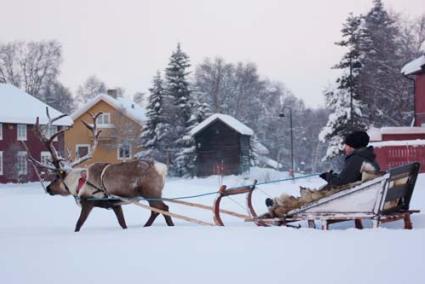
(247, 162, 421, 230)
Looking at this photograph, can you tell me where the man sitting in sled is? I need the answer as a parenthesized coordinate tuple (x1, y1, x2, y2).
(263, 130, 381, 218)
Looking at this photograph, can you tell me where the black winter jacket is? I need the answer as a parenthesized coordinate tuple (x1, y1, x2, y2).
(327, 146, 380, 186)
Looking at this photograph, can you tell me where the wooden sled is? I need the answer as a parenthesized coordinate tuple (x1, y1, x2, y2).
(248, 162, 421, 230)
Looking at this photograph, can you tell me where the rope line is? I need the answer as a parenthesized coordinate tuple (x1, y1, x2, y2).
(84, 173, 319, 202)
(226, 195, 248, 212)
(255, 173, 319, 186)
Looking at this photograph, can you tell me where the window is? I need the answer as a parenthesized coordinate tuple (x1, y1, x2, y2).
(40, 151, 52, 167)
(17, 124, 27, 141)
(17, 151, 27, 175)
(96, 113, 111, 127)
(0, 151, 3, 175)
(118, 143, 131, 160)
(76, 144, 90, 159)
(0, 123, 3, 140)
(41, 125, 58, 141)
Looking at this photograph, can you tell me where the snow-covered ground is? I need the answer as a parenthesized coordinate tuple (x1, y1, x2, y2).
(0, 168, 424, 284)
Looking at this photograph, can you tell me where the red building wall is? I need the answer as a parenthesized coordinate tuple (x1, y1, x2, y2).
(382, 133, 425, 140)
(374, 145, 425, 173)
(415, 73, 425, 126)
(0, 123, 65, 183)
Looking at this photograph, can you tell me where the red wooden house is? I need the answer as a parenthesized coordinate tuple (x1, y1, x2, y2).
(0, 84, 73, 183)
(368, 55, 425, 172)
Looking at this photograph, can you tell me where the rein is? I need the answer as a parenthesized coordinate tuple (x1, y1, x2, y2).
(85, 180, 108, 196)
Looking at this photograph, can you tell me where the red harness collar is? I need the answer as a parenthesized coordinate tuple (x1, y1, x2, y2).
(77, 177, 86, 193)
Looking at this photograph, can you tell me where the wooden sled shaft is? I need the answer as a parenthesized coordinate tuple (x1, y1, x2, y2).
(113, 195, 215, 226)
(166, 199, 250, 219)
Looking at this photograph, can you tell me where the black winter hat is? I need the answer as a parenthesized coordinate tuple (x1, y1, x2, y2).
(344, 131, 370, 149)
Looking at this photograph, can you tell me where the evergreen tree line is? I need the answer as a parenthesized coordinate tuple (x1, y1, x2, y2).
(321, 0, 425, 159)
(140, 46, 332, 176)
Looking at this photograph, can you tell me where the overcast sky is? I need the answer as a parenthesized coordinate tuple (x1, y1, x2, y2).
(1, 0, 424, 108)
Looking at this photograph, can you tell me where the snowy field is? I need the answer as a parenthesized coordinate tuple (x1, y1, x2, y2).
(0, 168, 424, 284)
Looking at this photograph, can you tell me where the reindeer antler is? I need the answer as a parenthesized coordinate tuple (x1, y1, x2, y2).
(31, 108, 102, 171)
(32, 108, 70, 171)
(70, 112, 103, 167)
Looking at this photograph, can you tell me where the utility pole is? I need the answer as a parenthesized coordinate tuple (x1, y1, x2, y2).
(279, 107, 294, 178)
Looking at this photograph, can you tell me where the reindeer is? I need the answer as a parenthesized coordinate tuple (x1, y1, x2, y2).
(28, 109, 174, 232)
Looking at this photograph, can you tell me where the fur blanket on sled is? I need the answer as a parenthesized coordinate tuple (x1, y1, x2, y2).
(261, 162, 382, 218)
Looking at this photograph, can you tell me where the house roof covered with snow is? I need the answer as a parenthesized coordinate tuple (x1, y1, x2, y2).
(190, 113, 254, 136)
(370, 139, 425, 148)
(71, 94, 146, 124)
(0, 83, 73, 126)
(401, 55, 425, 75)
(368, 126, 425, 141)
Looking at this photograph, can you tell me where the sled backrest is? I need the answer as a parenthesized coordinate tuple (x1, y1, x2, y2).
(380, 162, 420, 214)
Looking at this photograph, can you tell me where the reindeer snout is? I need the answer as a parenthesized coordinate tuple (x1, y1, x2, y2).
(46, 185, 53, 195)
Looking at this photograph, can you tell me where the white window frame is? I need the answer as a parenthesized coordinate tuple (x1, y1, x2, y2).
(41, 125, 58, 141)
(96, 113, 112, 127)
(17, 151, 28, 175)
(0, 151, 3, 175)
(117, 143, 131, 160)
(17, 124, 27, 141)
(0, 123, 3, 140)
(40, 151, 52, 167)
(76, 144, 91, 159)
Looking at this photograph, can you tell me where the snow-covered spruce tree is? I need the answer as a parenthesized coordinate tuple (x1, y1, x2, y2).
(164, 43, 196, 176)
(358, 0, 412, 126)
(139, 71, 170, 162)
(320, 14, 368, 160)
(191, 87, 213, 124)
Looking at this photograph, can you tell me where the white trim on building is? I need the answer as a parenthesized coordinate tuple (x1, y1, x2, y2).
(40, 151, 52, 167)
(17, 124, 27, 141)
(76, 144, 91, 159)
(96, 112, 112, 128)
(17, 151, 27, 175)
(117, 143, 131, 160)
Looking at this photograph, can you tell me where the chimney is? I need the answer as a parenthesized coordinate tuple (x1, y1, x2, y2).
(107, 89, 118, 99)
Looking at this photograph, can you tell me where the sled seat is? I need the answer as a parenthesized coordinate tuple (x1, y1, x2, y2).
(256, 162, 421, 230)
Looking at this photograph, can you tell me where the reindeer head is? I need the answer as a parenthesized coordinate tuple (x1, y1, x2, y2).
(25, 109, 102, 197)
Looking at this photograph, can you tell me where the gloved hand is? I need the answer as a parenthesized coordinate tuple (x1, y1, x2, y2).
(265, 198, 274, 207)
(319, 170, 333, 182)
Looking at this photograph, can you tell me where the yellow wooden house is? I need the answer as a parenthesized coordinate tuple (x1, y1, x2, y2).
(65, 92, 145, 167)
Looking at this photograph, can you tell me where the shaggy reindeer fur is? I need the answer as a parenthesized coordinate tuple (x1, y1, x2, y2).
(47, 159, 173, 231)
(262, 161, 382, 218)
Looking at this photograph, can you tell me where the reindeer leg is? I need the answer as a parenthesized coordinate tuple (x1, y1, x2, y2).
(112, 206, 127, 229)
(143, 201, 174, 227)
(161, 202, 174, 226)
(144, 211, 159, 227)
(75, 201, 94, 232)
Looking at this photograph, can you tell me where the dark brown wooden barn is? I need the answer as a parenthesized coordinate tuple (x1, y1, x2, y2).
(190, 114, 253, 177)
